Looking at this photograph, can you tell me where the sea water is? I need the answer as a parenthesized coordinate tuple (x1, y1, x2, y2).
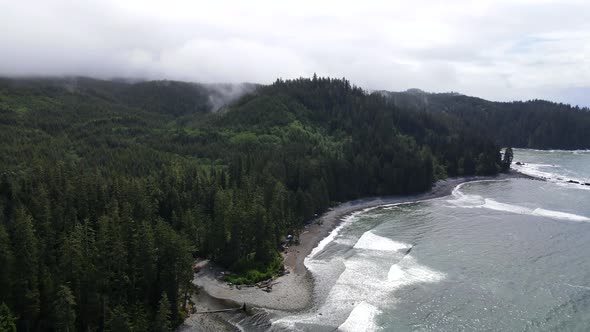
(273, 149, 590, 331)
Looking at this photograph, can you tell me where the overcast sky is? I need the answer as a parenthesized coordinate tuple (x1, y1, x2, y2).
(1, 0, 589, 106)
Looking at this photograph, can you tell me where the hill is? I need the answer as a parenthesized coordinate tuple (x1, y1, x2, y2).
(379, 89, 590, 149)
(0, 75, 574, 331)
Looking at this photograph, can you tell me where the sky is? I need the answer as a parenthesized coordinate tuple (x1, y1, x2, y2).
(1, 0, 589, 106)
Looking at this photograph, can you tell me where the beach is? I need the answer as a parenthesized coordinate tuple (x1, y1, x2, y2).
(179, 171, 531, 331)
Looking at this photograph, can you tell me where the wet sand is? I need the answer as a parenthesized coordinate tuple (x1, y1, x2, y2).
(183, 172, 530, 330)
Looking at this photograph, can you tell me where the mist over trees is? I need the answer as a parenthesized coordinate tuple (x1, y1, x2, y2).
(0, 76, 581, 331)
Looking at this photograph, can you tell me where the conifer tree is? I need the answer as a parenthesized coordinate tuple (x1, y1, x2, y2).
(12, 208, 40, 331)
(53, 285, 76, 332)
(105, 306, 131, 332)
(153, 292, 171, 332)
(502, 147, 514, 172)
(0, 225, 13, 304)
(0, 303, 16, 332)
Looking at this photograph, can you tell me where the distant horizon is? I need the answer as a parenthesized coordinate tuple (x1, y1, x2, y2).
(2, 1, 589, 108)
(2, 74, 588, 109)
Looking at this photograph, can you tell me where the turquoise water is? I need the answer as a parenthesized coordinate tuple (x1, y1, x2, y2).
(273, 149, 590, 331)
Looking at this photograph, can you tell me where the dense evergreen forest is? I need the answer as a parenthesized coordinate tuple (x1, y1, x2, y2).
(0, 75, 573, 331)
(381, 89, 590, 149)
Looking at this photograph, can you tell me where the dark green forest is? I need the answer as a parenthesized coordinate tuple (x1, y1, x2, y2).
(0, 76, 582, 331)
(381, 89, 590, 149)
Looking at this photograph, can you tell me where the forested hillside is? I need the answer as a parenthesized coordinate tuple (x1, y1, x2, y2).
(0, 76, 505, 331)
(381, 89, 590, 149)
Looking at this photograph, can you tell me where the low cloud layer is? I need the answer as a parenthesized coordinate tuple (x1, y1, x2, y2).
(1, 0, 589, 106)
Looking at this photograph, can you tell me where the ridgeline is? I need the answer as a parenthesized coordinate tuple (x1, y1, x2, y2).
(0, 76, 587, 331)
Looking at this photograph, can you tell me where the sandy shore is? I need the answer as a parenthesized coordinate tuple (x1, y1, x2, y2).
(182, 171, 531, 330)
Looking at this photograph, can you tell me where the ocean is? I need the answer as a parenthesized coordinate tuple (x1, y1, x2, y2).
(273, 149, 590, 331)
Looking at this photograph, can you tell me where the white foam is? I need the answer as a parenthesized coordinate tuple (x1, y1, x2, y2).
(573, 150, 590, 155)
(513, 163, 560, 181)
(482, 199, 590, 222)
(512, 163, 590, 188)
(338, 302, 381, 332)
(450, 179, 507, 200)
(565, 283, 590, 290)
(354, 231, 410, 252)
(387, 264, 405, 282)
(306, 252, 445, 329)
(333, 237, 358, 247)
(533, 149, 590, 154)
(387, 256, 446, 284)
(448, 184, 590, 222)
(483, 199, 532, 215)
(307, 207, 377, 260)
(532, 208, 590, 222)
(279, 230, 446, 331)
(308, 220, 348, 260)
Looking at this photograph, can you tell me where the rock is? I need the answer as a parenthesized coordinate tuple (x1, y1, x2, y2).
(515, 162, 523, 166)
(568, 180, 580, 184)
(585, 183, 590, 186)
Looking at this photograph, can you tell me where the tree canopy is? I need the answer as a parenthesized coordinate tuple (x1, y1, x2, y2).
(380, 89, 590, 149)
(0, 76, 580, 331)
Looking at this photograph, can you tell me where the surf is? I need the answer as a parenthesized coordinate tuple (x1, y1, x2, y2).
(448, 183, 590, 222)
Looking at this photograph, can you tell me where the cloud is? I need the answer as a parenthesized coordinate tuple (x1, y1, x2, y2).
(0, 0, 589, 106)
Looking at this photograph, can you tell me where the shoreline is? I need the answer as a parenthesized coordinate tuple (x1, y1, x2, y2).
(180, 171, 532, 331)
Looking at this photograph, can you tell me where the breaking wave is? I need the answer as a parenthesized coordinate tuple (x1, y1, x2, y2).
(512, 163, 590, 190)
(387, 256, 446, 284)
(449, 183, 590, 222)
(354, 231, 411, 252)
(307, 206, 377, 260)
(275, 228, 445, 331)
(338, 302, 381, 332)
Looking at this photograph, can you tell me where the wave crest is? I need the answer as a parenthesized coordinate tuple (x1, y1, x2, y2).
(448, 185, 590, 222)
(338, 302, 381, 332)
(354, 231, 411, 252)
